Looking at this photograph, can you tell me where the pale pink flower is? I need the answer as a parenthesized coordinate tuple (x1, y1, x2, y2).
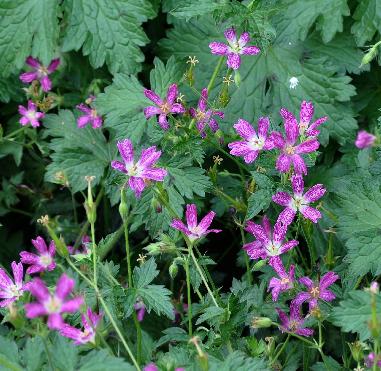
(0, 261, 27, 307)
(355, 130, 376, 149)
(18, 101, 45, 128)
(76, 96, 103, 129)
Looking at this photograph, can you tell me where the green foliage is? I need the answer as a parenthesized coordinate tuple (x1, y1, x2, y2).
(209, 351, 269, 371)
(352, 0, 381, 46)
(331, 290, 381, 340)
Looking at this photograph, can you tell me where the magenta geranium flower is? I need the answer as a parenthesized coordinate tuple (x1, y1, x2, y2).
(276, 302, 313, 337)
(189, 88, 224, 137)
(171, 204, 221, 242)
(19, 56, 60, 92)
(25, 274, 83, 330)
(365, 353, 381, 368)
(18, 101, 45, 128)
(243, 216, 298, 263)
(228, 117, 274, 163)
(270, 108, 320, 174)
(76, 96, 103, 129)
(355, 130, 376, 149)
(268, 258, 295, 302)
(111, 139, 167, 198)
(134, 299, 146, 322)
(0, 261, 27, 307)
(272, 174, 326, 225)
(144, 84, 185, 130)
(67, 235, 91, 256)
(20, 236, 56, 274)
(209, 28, 260, 70)
(293, 272, 339, 311)
(280, 101, 327, 138)
(60, 308, 103, 345)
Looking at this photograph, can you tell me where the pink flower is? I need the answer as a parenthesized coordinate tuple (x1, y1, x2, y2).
(365, 353, 381, 368)
(270, 107, 320, 174)
(144, 364, 184, 371)
(268, 258, 295, 302)
(189, 88, 224, 137)
(228, 117, 274, 163)
(243, 216, 298, 263)
(280, 101, 327, 138)
(60, 308, 103, 345)
(111, 139, 167, 198)
(272, 174, 326, 225)
(276, 302, 313, 337)
(25, 274, 84, 330)
(355, 130, 376, 149)
(19, 56, 60, 92)
(20, 236, 56, 274)
(76, 96, 103, 129)
(134, 299, 146, 322)
(293, 272, 339, 311)
(171, 204, 221, 242)
(0, 261, 27, 307)
(18, 101, 45, 128)
(209, 28, 260, 70)
(67, 235, 91, 256)
(144, 84, 185, 130)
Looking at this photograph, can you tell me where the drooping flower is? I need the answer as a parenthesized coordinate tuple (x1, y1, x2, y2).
(268, 258, 295, 302)
(243, 216, 298, 263)
(171, 204, 221, 242)
(289, 77, 299, 89)
(293, 272, 339, 311)
(0, 261, 27, 307)
(189, 88, 224, 137)
(25, 274, 84, 330)
(20, 236, 56, 274)
(209, 28, 260, 70)
(111, 139, 167, 198)
(19, 56, 60, 92)
(76, 96, 103, 129)
(280, 101, 327, 138)
(144, 84, 185, 130)
(67, 235, 91, 256)
(270, 108, 320, 174)
(272, 174, 326, 225)
(60, 308, 103, 345)
(18, 101, 45, 128)
(276, 302, 313, 337)
(134, 299, 146, 322)
(355, 130, 376, 149)
(365, 353, 381, 368)
(228, 117, 274, 163)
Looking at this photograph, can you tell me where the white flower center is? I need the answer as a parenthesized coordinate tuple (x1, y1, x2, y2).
(40, 254, 52, 267)
(290, 195, 306, 211)
(265, 241, 281, 256)
(26, 110, 36, 120)
(8, 284, 22, 298)
(248, 135, 265, 151)
(44, 296, 62, 313)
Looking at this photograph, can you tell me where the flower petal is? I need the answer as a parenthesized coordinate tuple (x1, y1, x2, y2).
(279, 240, 298, 254)
(61, 297, 84, 313)
(303, 184, 326, 203)
(138, 146, 160, 168)
(280, 108, 298, 144)
(128, 177, 146, 198)
(269, 132, 285, 148)
(257, 117, 269, 139)
(299, 101, 314, 125)
(276, 153, 292, 173)
(47, 313, 64, 330)
(27, 278, 50, 302)
(233, 118, 256, 140)
(144, 106, 161, 119)
(243, 151, 259, 163)
(292, 154, 307, 175)
(295, 139, 319, 154)
(198, 88, 208, 112)
(11, 261, 23, 287)
(25, 302, 47, 318)
(319, 271, 339, 290)
(111, 160, 127, 174)
(171, 103, 185, 114)
(291, 174, 304, 195)
(25, 56, 41, 68)
(141, 168, 167, 181)
(299, 276, 314, 289)
(32, 236, 48, 254)
(166, 84, 178, 105)
(197, 211, 216, 234)
(40, 76, 52, 92)
(186, 204, 198, 230)
(224, 28, 237, 44)
(77, 115, 91, 128)
(47, 58, 60, 73)
(299, 205, 321, 223)
(117, 139, 134, 165)
(227, 53, 241, 70)
(158, 113, 169, 130)
(209, 42, 228, 55)
(171, 219, 191, 235)
(306, 116, 327, 137)
(238, 32, 250, 47)
(245, 221, 269, 244)
(20, 71, 38, 83)
(272, 192, 292, 207)
(55, 274, 74, 300)
(241, 45, 260, 55)
(144, 89, 162, 106)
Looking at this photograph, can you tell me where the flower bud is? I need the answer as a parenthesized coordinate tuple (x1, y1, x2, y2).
(251, 316, 272, 329)
(348, 341, 364, 363)
(252, 259, 267, 271)
(370, 281, 379, 294)
(361, 46, 378, 66)
(169, 262, 178, 279)
(85, 176, 96, 224)
(119, 188, 129, 221)
(234, 70, 241, 87)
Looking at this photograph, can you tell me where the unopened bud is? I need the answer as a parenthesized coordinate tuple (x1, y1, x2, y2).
(370, 281, 379, 294)
(348, 341, 364, 363)
(119, 188, 129, 221)
(361, 46, 378, 67)
(169, 262, 178, 279)
(251, 317, 272, 329)
(252, 259, 267, 271)
(234, 70, 241, 87)
(85, 176, 96, 224)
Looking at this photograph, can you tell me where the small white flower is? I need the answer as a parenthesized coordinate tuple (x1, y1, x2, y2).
(289, 77, 299, 89)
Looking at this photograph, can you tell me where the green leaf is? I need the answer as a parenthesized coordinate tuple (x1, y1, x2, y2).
(209, 351, 269, 371)
(351, 0, 381, 46)
(50, 335, 78, 371)
(275, 0, 349, 44)
(195, 306, 225, 325)
(166, 0, 224, 20)
(246, 189, 272, 220)
(155, 327, 188, 348)
(0, 0, 60, 77)
(138, 285, 175, 320)
(0, 336, 22, 371)
(22, 337, 45, 371)
(330, 290, 381, 340)
(62, 0, 156, 74)
(78, 350, 134, 371)
(133, 258, 159, 288)
(43, 110, 112, 192)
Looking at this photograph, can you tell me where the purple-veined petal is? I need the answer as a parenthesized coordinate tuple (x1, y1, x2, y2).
(300, 101, 314, 125)
(306, 116, 327, 137)
(268, 280, 281, 301)
(227, 53, 241, 70)
(60, 325, 83, 342)
(47, 58, 60, 73)
(144, 89, 162, 106)
(77, 115, 91, 128)
(303, 184, 326, 203)
(233, 118, 256, 140)
(171, 219, 191, 235)
(280, 108, 299, 145)
(0, 269, 12, 289)
(76, 103, 92, 114)
(35, 112, 45, 120)
(32, 236, 48, 254)
(278, 208, 297, 225)
(27, 100, 37, 111)
(55, 274, 74, 300)
(276, 153, 292, 173)
(209, 42, 229, 55)
(319, 290, 336, 302)
(171, 103, 185, 114)
(299, 205, 321, 223)
(20, 71, 38, 83)
(308, 298, 319, 310)
(158, 113, 169, 130)
(48, 241, 56, 256)
(18, 105, 28, 115)
(61, 297, 84, 313)
(257, 117, 269, 139)
(25, 302, 47, 318)
(47, 313, 64, 330)
(25, 56, 40, 68)
(208, 118, 219, 132)
(47, 262, 56, 272)
(29, 119, 40, 128)
(228, 141, 251, 156)
(117, 139, 134, 165)
(299, 276, 314, 289)
(276, 308, 289, 328)
(26, 265, 45, 275)
(292, 154, 307, 175)
(197, 211, 216, 234)
(272, 192, 292, 207)
(128, 177, 146, 198)
(290, 300, 303, 321)
(272, 221, 287, 244)
(40, 76, 52, 92)
(238, 32, 250, 47)
(319, 271, 339, 290)
(138, 146, 160, 168)
(245, 222, 269, 244)
(291, 174, 304, 195)
(11, 262, 23, 287)
(279, 240, 298, 254)
(269, 131, 285, 148)
(111, 160, 127, 174)
(0, 298, 17, 307)
(224, 28, 237, 44)
(243, 150, 259, 163)
(241, 45, 260, 55)
(166, 84, 178, 105)
(198, 88, 208, 112)
(268, 256, 286, 276)
(91, 116, 103, 129)
(261, 216, 271, 238)
(20, 251, 40, 264)
(141, 168, 167, 181)
(295, 327, 314, 337)
(295, 139, 319, 154)
(186, 204, 198, 230)
(243, 242, 266, 260)
(144, 106, 161, 119)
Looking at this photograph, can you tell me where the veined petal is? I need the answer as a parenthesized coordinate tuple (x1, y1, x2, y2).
(303, 184, 326, 203)
(243, 150, 259, 163)
(158, 114, 169, 130)
(117, 139, 134, 165)
(20, 71, 38, 83)
(0, 269, 12, 289)
(296, 327, 314, 337)
(224, 28, 237, 44)
(257, 117, 269, 139)
(11, 261, 23, 287)
(245, 222, 269, 244)
(171, 219, 191, 235)
(25, 56, 41, 68)
(228, 141, 251, 156)
(272, 221, 287, 244)
(197, 211, 216, 234)
(198, 88, 208, 112)
(166, 84, 178, 105)
(55, 274, 75, 299)
(319, 271, 339, 290)
(77, 115, 91, 128)
(268, 256, 286, 277)
(40, 76, 52, 92)
(47, 58, 60, 73)
(300, 101, 314, 125)
(279, 240, 298, 254)
(238, 32, 250, 47)
(306, 116, 327, 137)
(144, 106, 161, 119)
(227, 53, 241, 70)
(269, 131, 285, 148)
(111, 160, 127, 174)
(144, 89, 162, 106)
(32, 236, 48, 254)
(278, 208, 296, 226)
(295, 139, 319, 154)
(26, 265, 45, 275)
(292, 154, 307, 175)
(186, 204, 198, 230)
(141, 168, 167, 181)
(209, 42, 228, 55)
(241, 45, 260, 55)
(276, 308, 289, 328)
(171, 103, 185, 114)
(272, 192, 292, 207)
(233, 118, 256, 140)
(91, 116, 103, 129)
(280, 108, 298, 144)
(128, 177, 146, 198)
(138, 146, 160, 168)
(276, 153, 292, 173)
(291, 174, 304, 195)
(243, 242, 266, 260)
(299, 205, 321, 223)
(299, 276, 314, 289)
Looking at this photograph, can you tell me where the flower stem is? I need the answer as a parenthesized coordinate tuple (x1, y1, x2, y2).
(271, 334, 290, 365)
(123, 220, 133, 289)
(184, 256, 193, 336)
(239, 226, 252, 285)
(207, 56, 225, 93)
(91, 221, 97, 288)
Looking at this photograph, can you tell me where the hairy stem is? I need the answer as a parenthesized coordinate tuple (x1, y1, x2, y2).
(184, 256, 193, 336)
